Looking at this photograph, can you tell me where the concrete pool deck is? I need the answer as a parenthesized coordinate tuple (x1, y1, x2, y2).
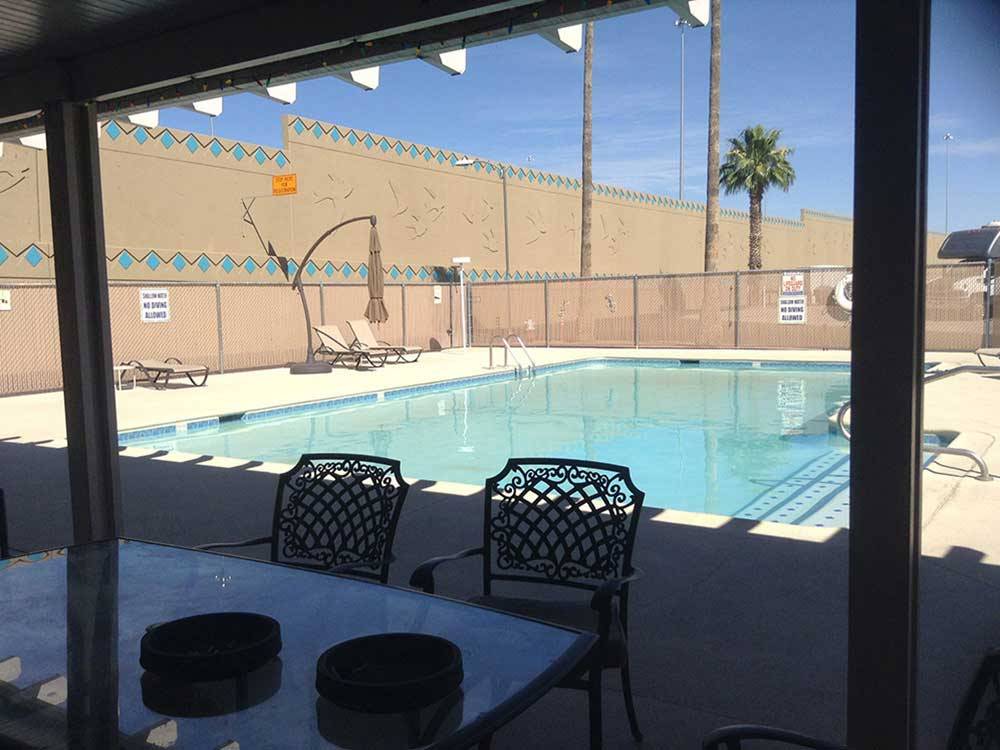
(3, 346, 1000, 748)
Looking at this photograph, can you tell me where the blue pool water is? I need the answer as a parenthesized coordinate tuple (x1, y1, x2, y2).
(129, 362, 861, 526)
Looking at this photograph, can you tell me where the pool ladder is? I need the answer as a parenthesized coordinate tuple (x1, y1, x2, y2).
(835, 364, 994, 481)
(489, 335, 536, 377)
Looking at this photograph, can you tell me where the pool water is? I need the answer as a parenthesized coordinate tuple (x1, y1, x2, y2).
(132, 362, 861, 526)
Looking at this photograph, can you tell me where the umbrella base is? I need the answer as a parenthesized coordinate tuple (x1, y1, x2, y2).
(289, 361, 333, 375)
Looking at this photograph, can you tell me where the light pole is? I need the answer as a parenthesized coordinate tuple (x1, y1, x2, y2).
(944, 132, 954, 233)
(455, 158, 509, 278)
(452, 256, 471, 349)
(676, 18, 688, 201)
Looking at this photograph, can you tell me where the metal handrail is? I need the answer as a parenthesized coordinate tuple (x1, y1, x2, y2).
(510, 335, 536, 372)
(836, 365, 997, 481)
(487, 334, 535, 376)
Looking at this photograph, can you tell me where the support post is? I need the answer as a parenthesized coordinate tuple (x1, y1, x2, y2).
(733, 271, 741, 348)
(848, 2, 930, 749)
(215, 282, 225, 373)
(544, 279, 550, 348)
(44, 100, 122, 544)
(632, 274, 639, 348)
(401, 282, 408, 347)
(983, 261, 993, 349)
(319, 281, 326, 325)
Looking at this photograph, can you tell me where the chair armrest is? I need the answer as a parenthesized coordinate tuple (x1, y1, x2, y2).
(409, 547, 484, 594)
(165, 357, 182, 364)
(195, 536, 272, 552)
(702, 725, 847, 750)
(590, 566, 643, 613)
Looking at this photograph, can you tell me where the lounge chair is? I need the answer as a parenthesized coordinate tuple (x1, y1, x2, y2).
(127, 358, 209, 388)
(347, 319, 423, 363)
(976, 347, 1000, 366)
(313, 325, 387, 370)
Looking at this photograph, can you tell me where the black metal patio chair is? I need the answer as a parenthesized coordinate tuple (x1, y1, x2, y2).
(702, 647, 1000, 750)
(198, 454, 409, 583)
(410, 457, 645, 750)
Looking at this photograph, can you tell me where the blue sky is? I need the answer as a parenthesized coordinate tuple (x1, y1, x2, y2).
(161, 1, 1000, 234)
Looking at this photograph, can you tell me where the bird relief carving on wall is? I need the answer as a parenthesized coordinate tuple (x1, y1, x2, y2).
(461, 196, 499, 255)
(313, 172, 356, 223)
(0, 166, 30, 197)
(389, 180, 446, 240)
(600, 213, 630, 255)
(524, 207, 550, 245)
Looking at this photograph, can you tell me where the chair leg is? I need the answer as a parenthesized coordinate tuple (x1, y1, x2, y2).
(588, 665, 603, 750)
(620, 660, 643, 742)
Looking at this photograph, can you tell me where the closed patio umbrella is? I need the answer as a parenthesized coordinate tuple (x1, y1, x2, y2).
(365, 221, 389, 324)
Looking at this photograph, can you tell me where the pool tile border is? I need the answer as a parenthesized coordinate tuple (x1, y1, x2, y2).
(118, 356, 851, 444)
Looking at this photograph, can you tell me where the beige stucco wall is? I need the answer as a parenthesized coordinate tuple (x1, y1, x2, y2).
(0, 114, 946, 281)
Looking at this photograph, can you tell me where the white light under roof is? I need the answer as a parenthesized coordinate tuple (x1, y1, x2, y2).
(333, 66, 380, 91)
(127, 110, 159, 128)
(422, 48, 467, 76)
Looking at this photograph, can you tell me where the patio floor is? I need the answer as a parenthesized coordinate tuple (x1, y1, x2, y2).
(2, 347, 1000, 748)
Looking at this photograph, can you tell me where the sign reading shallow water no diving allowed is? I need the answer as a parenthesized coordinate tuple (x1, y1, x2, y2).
(140, 289, 170, 323)
(778, 271, 806, 324)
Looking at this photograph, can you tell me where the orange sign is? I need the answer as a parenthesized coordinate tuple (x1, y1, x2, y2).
(272, 174, 297, 196)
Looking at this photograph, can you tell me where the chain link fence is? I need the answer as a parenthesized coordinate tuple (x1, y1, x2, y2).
(0, 263, 989, 396)
(0, 280, 455, 395)
(467, 263, 990, 354)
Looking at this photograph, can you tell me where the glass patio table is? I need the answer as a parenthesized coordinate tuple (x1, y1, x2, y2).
(0, 539, 595, 749)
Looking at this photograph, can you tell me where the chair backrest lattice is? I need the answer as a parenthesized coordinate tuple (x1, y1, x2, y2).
(482, 458, 644, 595)
(271, 454, 408, 583)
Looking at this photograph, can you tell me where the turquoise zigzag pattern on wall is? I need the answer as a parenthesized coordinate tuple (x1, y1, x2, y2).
(288, 117, 804, 227)
(0, 242, 48, 268)
(103, 120, 289, 168)
(0, 241, 574, 282)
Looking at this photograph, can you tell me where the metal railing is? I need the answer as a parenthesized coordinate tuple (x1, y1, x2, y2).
(487, 334, 534, 376)
(836, 365, 995, 481)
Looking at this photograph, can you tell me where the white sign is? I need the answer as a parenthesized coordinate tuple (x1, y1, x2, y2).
(778, 272, 807, 324)
(140, 288, 170, 323)
(0, 289, 10, 312)
(433, 285, 442, 304)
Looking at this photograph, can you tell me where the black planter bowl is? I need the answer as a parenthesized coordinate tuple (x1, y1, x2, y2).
(316, 633, 463, 714)
(140, 612, 282, 683)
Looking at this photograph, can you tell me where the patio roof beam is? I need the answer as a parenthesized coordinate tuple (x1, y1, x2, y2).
(43, 101, 122, 545)
(848, 0, 930, 748)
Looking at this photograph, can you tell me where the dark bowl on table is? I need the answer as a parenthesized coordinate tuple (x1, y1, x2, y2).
(316, 633, 463, 714)
(140, 612, 282, 683)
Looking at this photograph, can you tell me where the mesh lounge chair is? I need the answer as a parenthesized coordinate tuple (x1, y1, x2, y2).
(347, 319, 422, 363)
(976, 347, 1000, 366)
(313, 325, 387, 370)
(126, 358, 209, 388)
(411, 458, 645, 750)
(702, 647, 1000, 750)
(197, 454, 409, 583)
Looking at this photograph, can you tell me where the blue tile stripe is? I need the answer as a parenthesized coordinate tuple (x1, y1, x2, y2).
(241, 393, 378, 425)
(288, 117, 806, 228)
(103, 120, 288, 168)
(119, 415, 221, 444)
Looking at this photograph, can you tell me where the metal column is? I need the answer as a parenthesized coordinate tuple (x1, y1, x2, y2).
(848, 2, 930, 748)
(319, 281, 326, 325)
(215, 282, 225, 373)
(401, 283, 408, 347)
(44, 101, 122, 544)
(632, 275, 639, 348)
(733, 271, 741, 348)
(543, 279, 550, 347)
(983, 261, 993, 349)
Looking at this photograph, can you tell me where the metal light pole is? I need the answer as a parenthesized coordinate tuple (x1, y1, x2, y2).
(452, 256, 471, 349)
(676, 19, 688, 200)
(455, 157, 509, 277)
(944, 132, 954, 233)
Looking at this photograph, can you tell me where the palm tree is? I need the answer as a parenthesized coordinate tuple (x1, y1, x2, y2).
(580, 21, 594, 278)
(703, 0, 721, 272)
(720, 125, 795, 270)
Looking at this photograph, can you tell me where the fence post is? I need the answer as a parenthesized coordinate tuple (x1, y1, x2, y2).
(401, 282, 408, 347)
(733, 271, 741, 348)
(632, 274, 639, 348)
(214, 282, 225, 374)
(319, 281, 326, 325)
(543, 279, 550, 347)
(983, 261, 994, 349)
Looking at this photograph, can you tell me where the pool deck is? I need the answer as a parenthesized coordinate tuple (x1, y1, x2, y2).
(4, 346, 1000, 748)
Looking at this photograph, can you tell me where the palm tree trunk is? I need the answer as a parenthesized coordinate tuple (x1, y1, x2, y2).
(748, 187, 763, 270)
(703, 0, 722, 272)
(580, 21, 594, 278)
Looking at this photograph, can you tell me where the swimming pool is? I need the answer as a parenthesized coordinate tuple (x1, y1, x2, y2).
(126, 360, 862, 527)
